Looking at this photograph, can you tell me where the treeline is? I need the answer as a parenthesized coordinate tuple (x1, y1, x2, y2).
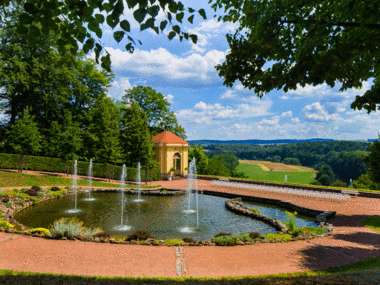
(0, 7, 184, 173)
(203, 141, 370, 184)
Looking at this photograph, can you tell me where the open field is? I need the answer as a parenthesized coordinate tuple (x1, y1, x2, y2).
(0, 172, 121, 188)
(239, 160, 316, 172)
(236, 163, 315, 184)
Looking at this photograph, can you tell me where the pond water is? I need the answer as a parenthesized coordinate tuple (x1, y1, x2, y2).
(15, 192, 316, 240)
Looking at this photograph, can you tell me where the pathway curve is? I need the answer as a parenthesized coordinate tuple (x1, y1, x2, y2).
(1, 179, 380, 278)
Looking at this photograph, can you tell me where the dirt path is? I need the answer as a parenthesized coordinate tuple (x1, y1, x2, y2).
(1, 179, 380, 278)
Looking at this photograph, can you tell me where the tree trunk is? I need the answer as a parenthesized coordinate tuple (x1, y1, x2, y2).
(145, 167, 148, 185)
(18, 154, 24, 173)
(25, 155, 28, 172)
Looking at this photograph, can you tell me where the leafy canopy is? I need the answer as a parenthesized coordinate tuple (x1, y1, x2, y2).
(6, 0, 207, 71)
(210, 0, 380, 113)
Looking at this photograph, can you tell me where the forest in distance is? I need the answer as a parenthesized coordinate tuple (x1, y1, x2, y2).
(194, 140, 376, 188)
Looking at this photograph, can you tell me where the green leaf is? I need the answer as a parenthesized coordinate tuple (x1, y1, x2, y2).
(133, 8, 146, 24)
(106, 15, 118, 28)
(172, 25, 180, 34)
(183, 33, 189, 40)
(188, 15, 194, 24)
(189, 34, 197, 44)
(160, 20, 167, 31)
(147, 5, 159, 17)
(41, 25, 49, 36)
(95, 14, 105, 24)
(188, 8, 195, 13)
(20, 13, 33, 25)
(125, 43, 134, 53)
(168, 2, 177, 13)
(176, 12, 184, 23)
(179, 35, 183, 42)
(127, 35, 136, 44)
(144, 18, 155, 29)
(126, 0, 139, 9)
(120, 20, 130, 32)
(24, 3, 38, 14)
(167, 12, 172, 22)
(153, 26, 159, 34)
(95, 27, 102, 38)
(198, 9, 206, 20)
(113, 31, 125, 42)
(168, 31, 176, 40)
(100, 53, 111, 72)
(16, 24, 28, 35)
(103, 3, 112, 12)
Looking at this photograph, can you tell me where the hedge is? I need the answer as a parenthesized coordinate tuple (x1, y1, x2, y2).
(0, 153, 160, 181)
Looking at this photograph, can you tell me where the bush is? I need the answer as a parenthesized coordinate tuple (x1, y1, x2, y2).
(285, 211, 298, 232)
(126, 230, 153, 241)
(92, 231, 112, 239)
(30, 197, 39, 204)
(263, 233, 292, 242)
(182, 237, 196, 243)
(163, 239, 184, 246)
(2, 196, 10, 203)
(235, 233, 253, 242)
(249, 232, 261, 239)
(50, 218, 83, 238)
(213, 232, 232, 238)
(25, 189, 38, 196)
(82, 227, 102, 237)
(0, 220, 14, 228)
(331, 180, 347, 187)
(318, 174, 332, 186)
(51, 187, 60, 192)
(310, 180, 322, 185)
(211, 235, 239, 246)
(5, 202, 12, 208)
(31, 185, 42, 192)
(28, 228, 51, 236)
(250, 208, 259, 214)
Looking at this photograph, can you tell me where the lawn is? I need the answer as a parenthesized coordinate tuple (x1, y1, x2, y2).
(0, 172, 131, 188)
(236, 163, 315, 184)
(362, 216, 380, 232)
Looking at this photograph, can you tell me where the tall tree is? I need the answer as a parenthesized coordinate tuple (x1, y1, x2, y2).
(364, 138, 380, 183)
(122, 86, 186, 139)
(119, 101, 154, 168)
(210, 0, 380, 112)
(4, 0, 205, 71)
(5, 108, 41, 172)
(188, 145, 208, 174)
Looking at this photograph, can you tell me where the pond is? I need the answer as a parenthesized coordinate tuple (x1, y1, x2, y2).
(15, 192, 316, 241)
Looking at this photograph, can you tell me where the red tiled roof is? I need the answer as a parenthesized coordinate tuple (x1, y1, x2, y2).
(152, 131, 188, 144)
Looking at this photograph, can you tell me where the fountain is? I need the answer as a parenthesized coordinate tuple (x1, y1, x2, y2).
(284, 175, 287, 183)
(180, 157, 199, 233)
(83, 159, 95, 201)
(134, 162, 143, 202)
(115, 164, 131, 231)
(349, 179, 353, 188)
(67, 159, 80, 213)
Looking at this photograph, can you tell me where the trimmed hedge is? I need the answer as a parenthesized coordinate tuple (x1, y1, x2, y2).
(0, 153, 160, 181)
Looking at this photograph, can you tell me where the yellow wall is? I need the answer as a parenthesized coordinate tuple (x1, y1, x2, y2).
(153, 143, 189, 179)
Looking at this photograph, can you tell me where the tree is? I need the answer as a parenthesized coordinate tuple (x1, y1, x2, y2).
(316, 164, 335, 185)
(188, 145, 208, 174)
(283, 157, 301, 166)
(119, 101, 154, 168)
(5, 109, 41, 172)
(364, 138, 380, 183)
(122, 86, 186, 139)
(213, 153, 239, 171)
(5, 0, 206, 71)
(210, 0, 380, 112)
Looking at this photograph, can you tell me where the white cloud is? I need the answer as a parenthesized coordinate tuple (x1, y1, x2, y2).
(281, 111, 292, 118)
(291, 117, 300, 123)
(107, 77, 133, 100)
(165, 94, 174, 104)
(177, 98, 272, 124)
(302, 102, 339, 122)
(220, 82, 259, 102)
(100, 47, 226, 88)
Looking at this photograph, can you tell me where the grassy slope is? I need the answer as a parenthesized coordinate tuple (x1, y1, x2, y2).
(236, 163, 315, 184)
(0, 172, 157, 188)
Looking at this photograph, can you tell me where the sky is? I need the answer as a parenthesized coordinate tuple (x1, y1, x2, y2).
(94, 1, 380, 141)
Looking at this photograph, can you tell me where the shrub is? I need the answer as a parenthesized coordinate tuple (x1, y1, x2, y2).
(263, 233, 292, 242)
(31, 185, 42, 192)
(37, 192, 45, 197)
(182, 237, 196, 243)
(30, 197, 39, 204)
(25, 189, 38, 196)
(14, 201, 25, 206)
(28, 228, 51, 236)
(318, 174, 332, 186)
(249, 232, 261, 239)
(2, 196, 10, 203)
(305, 226, 328, 235)
(0, 209, 2, 218)
(331, 180, 347, 187)
(235, 233, 253, 242)
(93, 231, 112, 239)
(50, 218, 83, 238)
(5, 202, 12, 208)
(51, 191, 63, 197)
(250, 208, 259, 214)
(0, 220, 14, 228)
(163, 239, 184, 246)
(285, 211, 298, 232)
(309, 180, 322, 185)
(211, 235, 239, 246)
(51, 187, 60, 192)
(126, 230, 153, 241)
(112, 235, 124, 242)
(82, 227, 102, 237)
(213, 232, 232, 238)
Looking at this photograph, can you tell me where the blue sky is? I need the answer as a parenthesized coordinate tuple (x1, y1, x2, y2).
(95, 1, 380, 141)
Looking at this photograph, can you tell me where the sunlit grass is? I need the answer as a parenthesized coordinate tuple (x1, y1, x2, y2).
(361, 216, 380, 232)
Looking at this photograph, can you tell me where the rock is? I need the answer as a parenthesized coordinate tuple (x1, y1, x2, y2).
(61, 237, 68, 240)
(130, 240, 139, 245)
(5, 228, 15, 233)
(244, 241, 254, 245)
(201, 240, 212, 246)
(236, 241, 245, 245)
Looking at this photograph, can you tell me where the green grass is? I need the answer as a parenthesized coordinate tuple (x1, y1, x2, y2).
(0, 172, 159, 188)
(1, 255, 380, 284)
(236, 163, 315, 184)
(361, 216, 380, 232)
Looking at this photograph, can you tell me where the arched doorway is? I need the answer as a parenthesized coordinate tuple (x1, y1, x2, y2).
(173, 153, 181, 175)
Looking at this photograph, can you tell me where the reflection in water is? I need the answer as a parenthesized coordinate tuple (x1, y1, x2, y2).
(15, 192, 315, 241)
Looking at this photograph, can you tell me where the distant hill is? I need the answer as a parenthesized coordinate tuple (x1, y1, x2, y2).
(187, 138, 335, 145)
